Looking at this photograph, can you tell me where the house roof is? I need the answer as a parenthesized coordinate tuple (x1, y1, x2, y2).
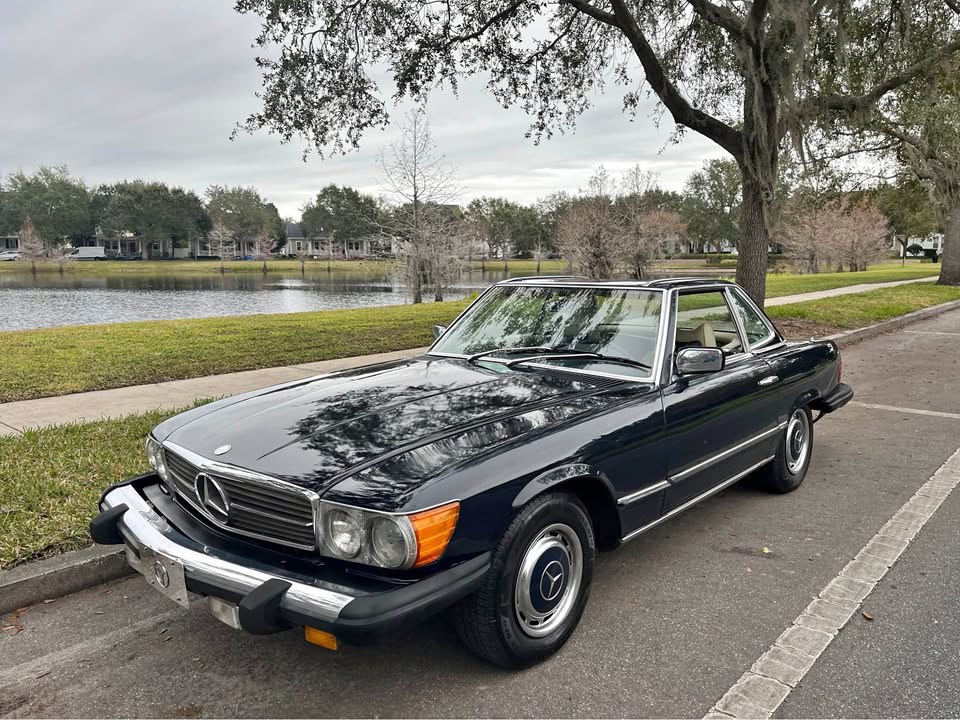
(285, 222, 304, 239)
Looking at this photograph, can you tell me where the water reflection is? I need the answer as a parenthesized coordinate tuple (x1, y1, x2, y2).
(0, 267, 725, 331)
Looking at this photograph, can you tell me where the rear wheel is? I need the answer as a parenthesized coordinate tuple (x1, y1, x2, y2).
(454, 492, 595, 668)
(759, 406, 813, 493)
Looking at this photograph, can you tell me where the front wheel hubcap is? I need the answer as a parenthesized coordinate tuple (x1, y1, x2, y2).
(785, 409, 810, 474)
(514, 523, 583, 638)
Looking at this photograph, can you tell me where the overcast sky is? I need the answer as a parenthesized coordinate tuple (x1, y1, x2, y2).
(0, 1, 726, 219)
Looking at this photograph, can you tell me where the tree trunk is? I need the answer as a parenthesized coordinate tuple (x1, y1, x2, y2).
(736, 177, 769, 306)
(410, 257, 423, 303)
(938, 196, 960, 286)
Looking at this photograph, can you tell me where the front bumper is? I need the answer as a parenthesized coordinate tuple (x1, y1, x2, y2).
(91, 480, 490, 638)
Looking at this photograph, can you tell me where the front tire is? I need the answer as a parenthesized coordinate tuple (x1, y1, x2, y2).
(760, 406, 814, 493)
(454, 492, 595, 668)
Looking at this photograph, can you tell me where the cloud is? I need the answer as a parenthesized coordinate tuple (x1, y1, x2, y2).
(0, 0, 727, 218)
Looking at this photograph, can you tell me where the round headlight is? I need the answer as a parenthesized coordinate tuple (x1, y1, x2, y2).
(154, 449, 168, 482)
(145, 437, 159, 469)
(369, 516, 409, 568)
(325, 509, 362, 558)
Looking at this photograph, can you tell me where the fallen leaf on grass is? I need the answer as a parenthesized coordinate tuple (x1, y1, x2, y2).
(862, 610, 875, 621)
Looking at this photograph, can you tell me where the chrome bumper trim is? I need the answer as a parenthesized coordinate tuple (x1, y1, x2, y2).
(101, 485, 354, 622)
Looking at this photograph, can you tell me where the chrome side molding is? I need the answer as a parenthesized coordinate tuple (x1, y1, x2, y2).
(669, 422, 785, 484)
(620, 455, 776, 543)
(617, 480, 671, 506)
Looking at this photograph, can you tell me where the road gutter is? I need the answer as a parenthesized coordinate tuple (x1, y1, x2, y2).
(705, 446, 960, 719)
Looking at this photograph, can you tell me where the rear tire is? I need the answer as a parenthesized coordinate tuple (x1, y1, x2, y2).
(759, 406, 813, 493)
(454, 492, 595, 668)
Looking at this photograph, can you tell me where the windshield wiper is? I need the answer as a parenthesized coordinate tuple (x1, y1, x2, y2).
(508, 349, 651, 371)
(466, 346, 555, 364)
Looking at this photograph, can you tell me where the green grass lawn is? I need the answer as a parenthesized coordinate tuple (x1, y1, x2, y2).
(0, 300, 470, 403)
(0, 409, 177, 569)
(764, 266, 939, 298)
(768, 283, 960, 329)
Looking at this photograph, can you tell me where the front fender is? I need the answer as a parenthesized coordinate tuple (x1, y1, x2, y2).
(511, 463, 615, 509)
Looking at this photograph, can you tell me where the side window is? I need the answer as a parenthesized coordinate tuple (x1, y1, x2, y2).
(674, 291, 744, 355)
(727, 289, 776, 350)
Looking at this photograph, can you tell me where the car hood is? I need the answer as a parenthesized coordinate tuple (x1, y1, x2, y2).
(154, 355, 642, 506)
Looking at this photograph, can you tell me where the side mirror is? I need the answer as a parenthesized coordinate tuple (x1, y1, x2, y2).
(432, 325, 448, 339)
(676, 347, 724, 375)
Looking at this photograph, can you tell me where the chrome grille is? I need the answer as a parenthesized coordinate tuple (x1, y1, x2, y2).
(162, 446, 317, 550)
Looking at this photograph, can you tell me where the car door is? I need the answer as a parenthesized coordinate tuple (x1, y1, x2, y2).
(660, 288, 782, 512)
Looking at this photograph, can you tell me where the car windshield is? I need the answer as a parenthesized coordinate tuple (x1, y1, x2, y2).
(431, 284, 663, 378)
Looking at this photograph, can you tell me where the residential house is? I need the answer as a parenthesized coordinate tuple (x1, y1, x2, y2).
(1, 233, 17, 251)
(279, 222, 389, 258)
(894, 233, 945, 257)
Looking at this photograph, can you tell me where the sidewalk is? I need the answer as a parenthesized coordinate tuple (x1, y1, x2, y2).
(0, 347, 426, 436)
(764, 274, 935, 306)
(0, 275, 939, 436)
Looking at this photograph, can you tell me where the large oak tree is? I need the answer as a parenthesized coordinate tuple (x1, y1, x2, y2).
(235, 0, 960, 303)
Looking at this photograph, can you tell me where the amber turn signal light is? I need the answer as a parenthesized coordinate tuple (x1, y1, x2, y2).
(410, 501, 460, 567)
(304, 626, 338, 650)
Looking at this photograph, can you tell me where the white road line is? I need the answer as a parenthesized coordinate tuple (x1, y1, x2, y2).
(849, 401, 960, 421)
(903, 330, 960, 337)
(704, 446, 960, 720)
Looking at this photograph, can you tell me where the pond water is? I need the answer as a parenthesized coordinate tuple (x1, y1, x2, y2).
(0, 267, 725, 331)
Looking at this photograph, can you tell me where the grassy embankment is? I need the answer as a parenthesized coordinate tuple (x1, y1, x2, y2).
(0, 408, 178, 569)
(3, 281, 960, 569)
(0, 301, 471, 403)
(0, 265, 947, 404)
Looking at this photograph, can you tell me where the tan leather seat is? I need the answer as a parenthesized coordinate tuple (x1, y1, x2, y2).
(676, 322, 716, 348)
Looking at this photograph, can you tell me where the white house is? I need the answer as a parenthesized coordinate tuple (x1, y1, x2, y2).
(894, 233, 944, 257)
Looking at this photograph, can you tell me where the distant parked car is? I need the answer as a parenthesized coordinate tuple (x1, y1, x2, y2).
(68, 247, 106, 260)
(115, 252, 143, 261)
(0, 250, 20, 261)
(91, 277, 853, 668)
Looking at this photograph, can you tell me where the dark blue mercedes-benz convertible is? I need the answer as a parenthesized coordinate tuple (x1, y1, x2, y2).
(90, 277, 852, 667)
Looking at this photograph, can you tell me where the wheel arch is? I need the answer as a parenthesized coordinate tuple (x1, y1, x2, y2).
(512, 464, 622, 550)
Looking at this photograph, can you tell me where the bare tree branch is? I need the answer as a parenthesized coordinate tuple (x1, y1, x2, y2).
(685, 0, 744, 38)
(606, 0, 744, 159)
(561, 0, 619, 28)
(447, 0, 527, 43)
(794, 33, 960, 125)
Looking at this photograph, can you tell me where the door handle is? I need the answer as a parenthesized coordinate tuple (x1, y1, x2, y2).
(758, 375, 780, 387)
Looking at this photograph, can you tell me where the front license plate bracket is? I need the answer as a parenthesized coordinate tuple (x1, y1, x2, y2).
(139, 548, 190, 608)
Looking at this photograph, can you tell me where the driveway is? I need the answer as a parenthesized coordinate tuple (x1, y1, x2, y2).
(3, 310, 960, 718)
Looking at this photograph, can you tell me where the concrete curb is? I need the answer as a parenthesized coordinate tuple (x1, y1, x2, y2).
(0, 545, 130, 615)
(822, 298, 960, 348)
(4, 299, 959, 613)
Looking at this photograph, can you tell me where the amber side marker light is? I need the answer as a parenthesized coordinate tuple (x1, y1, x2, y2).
(304, 627, 338, 650)
(410, 501, 460, 568)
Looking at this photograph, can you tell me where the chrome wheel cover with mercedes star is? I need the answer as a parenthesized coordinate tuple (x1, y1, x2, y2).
(90, 277, 853, 667)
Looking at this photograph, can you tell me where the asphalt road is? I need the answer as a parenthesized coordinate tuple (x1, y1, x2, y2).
(3, 309, 960, 719)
